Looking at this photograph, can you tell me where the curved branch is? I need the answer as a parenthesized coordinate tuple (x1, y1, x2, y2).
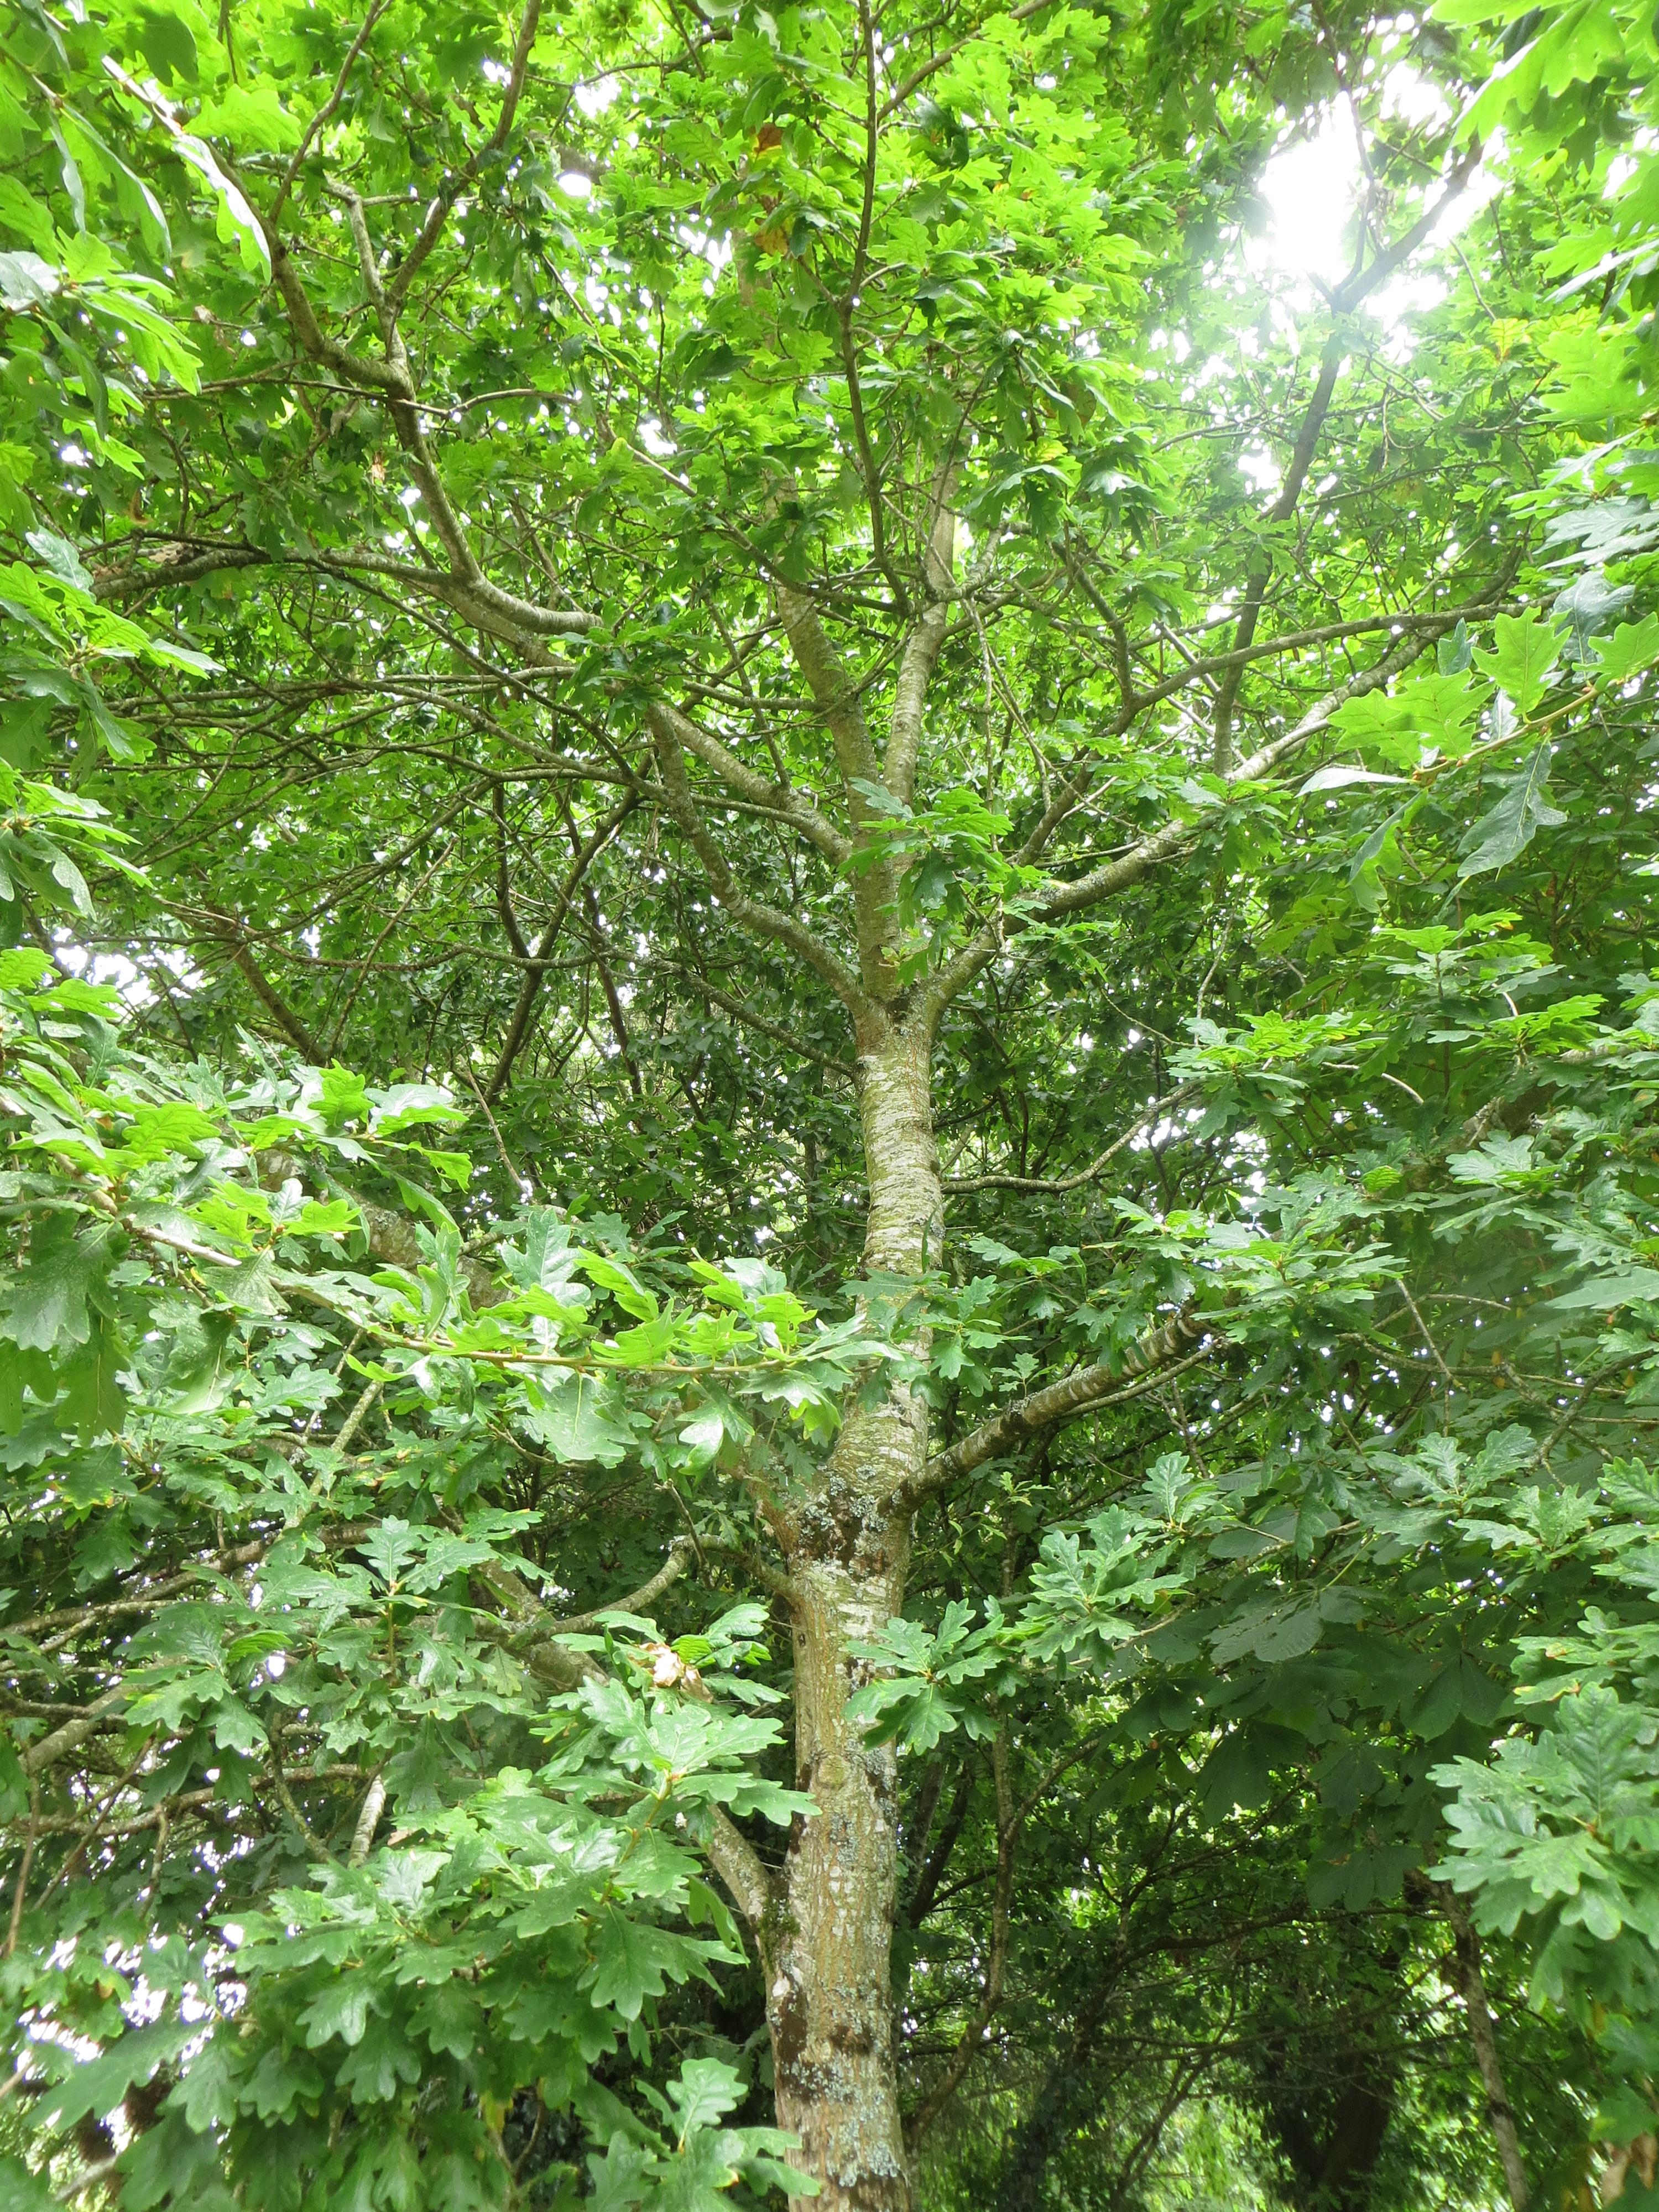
(648, 705, 873, 1023)
(650, 700, 851, 867)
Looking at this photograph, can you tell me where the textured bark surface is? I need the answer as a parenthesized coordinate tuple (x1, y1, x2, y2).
(1451, 1916, 1529, 2209)
(765, 1024, 941, 2211)
(768, 1553, 911, 2212)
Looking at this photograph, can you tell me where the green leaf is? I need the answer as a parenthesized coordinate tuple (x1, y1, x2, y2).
(523, 1373, 632, 1465)
(1550, 1269, 1659, 1310)
(667, 2057, 744, 2138)
(25, 526, 92, 593)
(0, 1218, 113, 1350)
(1198, 1730, 1274, 1818)
(1473, 613, 1562, 714)
(1596, 614, 1659, 684)
(41, 2021, 196, 2130)
(586, 1912, 708, 2020)
(1457, 745, 1568, 880)
(1300, 765, 1409, 794)
(135, 9, 199, 85)
(0, 2155, 54, 2212)
(300, 1973, 374, 2048)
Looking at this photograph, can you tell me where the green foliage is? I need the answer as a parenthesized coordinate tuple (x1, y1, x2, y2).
(2, 0, 1657, 2199)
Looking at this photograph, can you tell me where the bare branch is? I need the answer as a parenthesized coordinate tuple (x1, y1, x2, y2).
(769, 583, 906, 992)
(1209, 335, 1345, 771)
(946, 1082, 1199, 1194)
(912, 1311, 1213, 1501)
(1210, 147, 1480, 770)
(94, 537, 599, 644)
(200, 906, 328, 1061)
(666, 961, 855, 1077)
(21, 1686, 133, 1777)
(348, 1774, 387, 1865)
(922, 609, 1479, 1030)
(836, 0, 910, 610)
(385, 0, 543, 314)
(648, 706, 873, 1024)
(772, 582, 882, 790)
(906, 1728, 1015, 2145)
(267, 0, 390, 226)
(547, 1538, 695, 1635)
(708, 1807, 777, 1933)
(487, 795, 639, 1098)
(650, 701, 851, 867)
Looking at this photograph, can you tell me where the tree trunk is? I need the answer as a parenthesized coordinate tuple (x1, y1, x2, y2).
(765, 1022, 940, 2212)
(994, 1974, 1118, 2212)
(1312, 2069, 1397, 2212)
(1449, 1912, 1528, 2209)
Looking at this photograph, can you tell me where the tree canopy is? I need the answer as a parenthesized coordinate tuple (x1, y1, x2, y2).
(2, 0, 1659, 2205)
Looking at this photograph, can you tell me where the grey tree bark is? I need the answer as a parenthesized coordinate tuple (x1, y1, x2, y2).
(763, 1021, 940, 2212)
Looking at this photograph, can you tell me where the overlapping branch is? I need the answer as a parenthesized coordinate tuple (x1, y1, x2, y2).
(921, 607, 1494, 1031)
(648, 704, 873, 1024)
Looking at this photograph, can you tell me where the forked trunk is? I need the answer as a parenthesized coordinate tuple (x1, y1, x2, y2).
(766, 1026, 940, 2212)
